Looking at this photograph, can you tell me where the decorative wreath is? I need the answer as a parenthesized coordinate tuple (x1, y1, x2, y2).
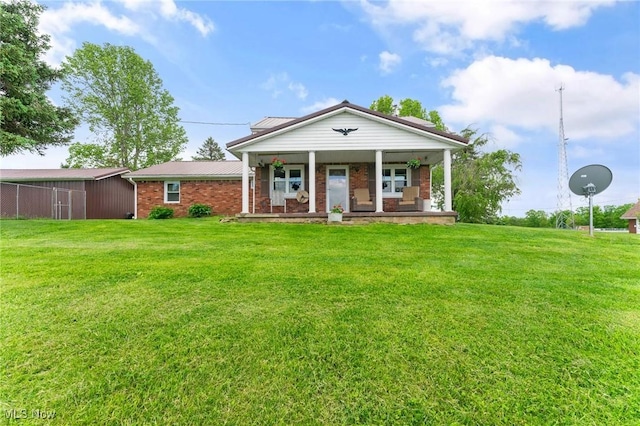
(296, 190, 309, 204)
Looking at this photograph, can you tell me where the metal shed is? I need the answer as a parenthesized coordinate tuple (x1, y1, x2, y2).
(0, 168, 135, 219)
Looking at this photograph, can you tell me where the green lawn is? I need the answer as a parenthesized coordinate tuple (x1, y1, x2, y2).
(1, 219, 639, 425)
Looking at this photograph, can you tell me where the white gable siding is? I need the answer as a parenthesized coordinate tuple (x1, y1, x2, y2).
(236, 111, 460, 153)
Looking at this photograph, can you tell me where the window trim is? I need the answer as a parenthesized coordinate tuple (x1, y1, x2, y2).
(164, 181, 180, 203)
(271, 165, 305, 198)
(382, 164, 411, 198)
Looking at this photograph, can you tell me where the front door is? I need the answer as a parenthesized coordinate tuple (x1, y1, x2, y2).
(326, 166, 349, 213)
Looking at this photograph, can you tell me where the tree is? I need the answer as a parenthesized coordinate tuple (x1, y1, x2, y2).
(370, 95, 447, 131)
(370, 95, 394, 115)
(432, 128, 522, 223)
(192, 137, 225, 161)
(371, 96, 522, 223)
(524, 209, 549, 228)
(398, 98, 427, 120)
(61, 42, 187, 170)
(0, 0, 77, 156)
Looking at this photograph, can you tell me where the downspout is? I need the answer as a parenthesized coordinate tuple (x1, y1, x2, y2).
(127, 178, 138, 219)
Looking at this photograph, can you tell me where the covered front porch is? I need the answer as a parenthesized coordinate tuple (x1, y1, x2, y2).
(226, 101, 468, 220)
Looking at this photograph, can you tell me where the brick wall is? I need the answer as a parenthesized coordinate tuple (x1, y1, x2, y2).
(253, 163, 430, 213)
(136, 180, 245, 218)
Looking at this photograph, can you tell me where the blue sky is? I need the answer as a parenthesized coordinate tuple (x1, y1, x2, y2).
(3, 0, 639, 216)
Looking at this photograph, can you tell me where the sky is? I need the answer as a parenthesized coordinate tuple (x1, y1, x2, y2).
(3, 0, 639, 216)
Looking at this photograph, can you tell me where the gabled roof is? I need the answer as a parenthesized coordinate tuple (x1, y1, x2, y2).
(621, 200, 640, 219)
(0, 168, 130, 182)
(227, 100, 468, 149)
(123, 161, 247, 180)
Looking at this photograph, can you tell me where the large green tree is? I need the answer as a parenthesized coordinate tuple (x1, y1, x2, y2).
(192, 137, 225, 161)
(371, 96, 522, 223)
(61, 42, 187, 170)
(431, 128, 522, 223)
(0, 0, 77, 156)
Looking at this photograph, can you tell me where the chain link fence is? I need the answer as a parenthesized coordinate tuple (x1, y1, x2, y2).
(1, 182, 87, 220)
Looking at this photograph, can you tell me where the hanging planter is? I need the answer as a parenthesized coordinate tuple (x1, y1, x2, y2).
(271, 157, 286, 170)
(406, 158, 421, 169)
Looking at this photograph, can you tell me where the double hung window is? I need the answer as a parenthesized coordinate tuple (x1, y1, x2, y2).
(165, 181, 180, 203)
(273, 166, 304, 196)
(382, 166, 409, 195)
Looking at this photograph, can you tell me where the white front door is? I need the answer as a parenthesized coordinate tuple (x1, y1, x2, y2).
(326, 166, 349, 213)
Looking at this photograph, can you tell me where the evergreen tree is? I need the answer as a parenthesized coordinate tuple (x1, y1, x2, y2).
(192, 137, 225, 161)
(0, 0, 77, 156)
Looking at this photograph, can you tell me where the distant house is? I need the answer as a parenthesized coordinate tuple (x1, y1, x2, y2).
(620, 200, 640, 234)
(122, 161, 246, 218)
(0, 168, 134, 219)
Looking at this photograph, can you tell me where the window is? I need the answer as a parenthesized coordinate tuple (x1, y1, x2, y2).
(382, 166, 410, 195)
(273, 166, 304, 196)
(165, 181, 180, 203)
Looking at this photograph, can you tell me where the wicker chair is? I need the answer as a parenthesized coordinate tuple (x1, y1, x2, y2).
(351, 188, 375, 212)
(396, 186, 424, 212)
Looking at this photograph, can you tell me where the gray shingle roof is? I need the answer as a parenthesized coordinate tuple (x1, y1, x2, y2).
(123, 161, 246, 179)
(0, 168, 130, 181)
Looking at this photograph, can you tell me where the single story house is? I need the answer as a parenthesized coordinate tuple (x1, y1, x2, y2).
(124, 100, 468, 222)
(227, 100, 467, 220)
(0, 168, 134, 219)
(620, 200, 640, 234)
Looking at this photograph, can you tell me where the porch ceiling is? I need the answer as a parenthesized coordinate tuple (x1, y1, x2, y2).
(248, 150, 444, 167)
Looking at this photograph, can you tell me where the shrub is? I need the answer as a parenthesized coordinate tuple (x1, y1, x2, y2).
(148, 206, 174, 219)
(188, 203, 212, 218)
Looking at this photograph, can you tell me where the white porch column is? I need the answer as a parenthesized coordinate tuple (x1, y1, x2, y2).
(308, 151, 316, 213)
(375, 150, 383, 212)
(444, 148, 452, 212)
(241, 151, 250, 214)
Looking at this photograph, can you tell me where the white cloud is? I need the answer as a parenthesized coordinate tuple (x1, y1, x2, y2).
(301, 98, 342, 114)
(360, 0, 616, 55)
(288, 82, 309, 100)
(439, 56, 640, 141)
(261, 73, 308, 100)
(38, 0, 214, 65)
(488, 124, 523, 149)
(119, 0, 214, 36)
(40, 1, 142, 64)
(379, 51, 402, 74)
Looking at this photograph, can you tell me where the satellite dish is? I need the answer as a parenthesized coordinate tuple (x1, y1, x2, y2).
(296, 190, 309, 204)
(568, 164, 613, 236)
(569, 164, 612, 197)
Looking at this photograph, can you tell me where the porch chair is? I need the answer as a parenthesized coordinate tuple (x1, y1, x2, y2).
(351, 188, 375, 212)
(270, 190, 286, 213)
(397, 186, 424, 212)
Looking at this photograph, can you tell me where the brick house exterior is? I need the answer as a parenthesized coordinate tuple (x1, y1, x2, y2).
(227, 100, 467, 216)
(123, 161, 248, 219)
(125, 101, 467, 220)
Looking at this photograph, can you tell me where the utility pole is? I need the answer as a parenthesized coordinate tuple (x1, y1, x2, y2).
(555, 85, 575, 229)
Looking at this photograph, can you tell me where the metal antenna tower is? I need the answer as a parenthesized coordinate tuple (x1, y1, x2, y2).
(555, 85, 574, 229)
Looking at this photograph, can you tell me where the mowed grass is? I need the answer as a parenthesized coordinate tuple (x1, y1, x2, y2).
(1, 219, 639, 425)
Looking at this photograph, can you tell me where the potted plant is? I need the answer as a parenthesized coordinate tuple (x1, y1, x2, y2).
(328, 204, 344, 223)
(271, 157, 286, 170)
(406, 158, 421, 169)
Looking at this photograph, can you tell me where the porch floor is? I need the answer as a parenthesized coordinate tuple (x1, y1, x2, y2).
(236, 211, 457, 225)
